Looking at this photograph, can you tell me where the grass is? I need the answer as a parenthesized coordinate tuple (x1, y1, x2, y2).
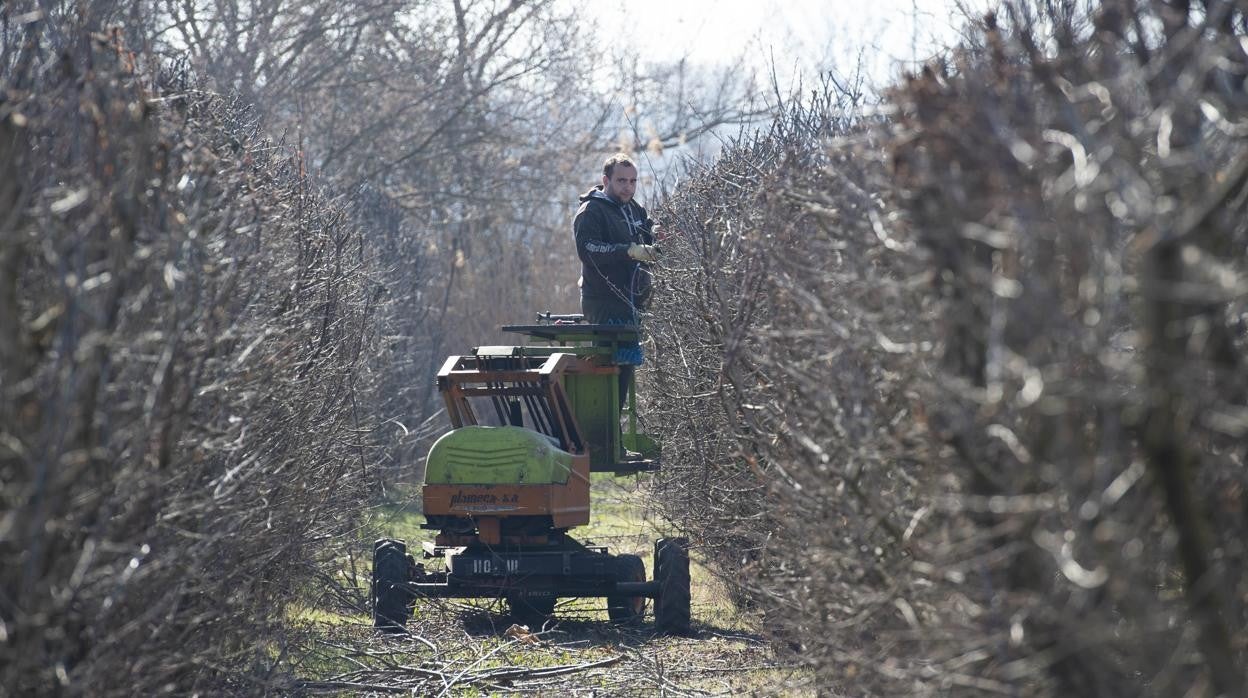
(368, 495, 428, 545)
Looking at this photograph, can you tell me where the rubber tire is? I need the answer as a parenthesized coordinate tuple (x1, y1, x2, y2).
(606, 554, 647, 624)
(372, 539, 411, 632)
(653, 538, 691, 635)
(507, 593, 556, 621)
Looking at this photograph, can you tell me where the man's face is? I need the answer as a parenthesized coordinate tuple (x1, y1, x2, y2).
(602, 164, 638, 203)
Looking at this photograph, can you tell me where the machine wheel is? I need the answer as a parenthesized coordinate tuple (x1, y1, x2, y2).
(606, 554, 646, 624)
(653, 538, 691, 635)
(372, 539, 411, 632)
(507, 593, 557, 621)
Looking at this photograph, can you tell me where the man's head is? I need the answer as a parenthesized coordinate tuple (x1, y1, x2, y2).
(601, 153, 638, 203)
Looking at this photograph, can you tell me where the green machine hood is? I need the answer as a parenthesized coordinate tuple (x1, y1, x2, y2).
(425, 426, 573, 485)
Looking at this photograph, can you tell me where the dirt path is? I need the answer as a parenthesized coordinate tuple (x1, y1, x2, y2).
(286, 478, 809, 695)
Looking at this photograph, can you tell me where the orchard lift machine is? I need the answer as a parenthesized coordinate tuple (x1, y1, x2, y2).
(371, 315, 691, 634)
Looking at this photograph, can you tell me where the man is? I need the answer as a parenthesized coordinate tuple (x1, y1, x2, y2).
(573, 153, 658, 408)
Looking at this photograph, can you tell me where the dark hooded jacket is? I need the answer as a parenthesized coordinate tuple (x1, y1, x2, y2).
(573, 186, 654, 310)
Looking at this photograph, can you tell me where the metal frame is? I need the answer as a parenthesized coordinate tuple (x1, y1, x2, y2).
(436, 351, 591, 455)
(497, 322, 658, 474)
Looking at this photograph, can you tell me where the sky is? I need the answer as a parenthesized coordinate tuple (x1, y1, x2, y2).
(583, 0, 980, 89)
(574, 0, 987, 198)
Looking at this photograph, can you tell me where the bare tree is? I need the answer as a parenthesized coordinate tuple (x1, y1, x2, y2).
(1, 7, 388, 692)
(645, 1, 1248, 694)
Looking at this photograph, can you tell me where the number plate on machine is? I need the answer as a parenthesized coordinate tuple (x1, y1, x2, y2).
(454, 556, 522, 576)
(448, 549, 612, 578)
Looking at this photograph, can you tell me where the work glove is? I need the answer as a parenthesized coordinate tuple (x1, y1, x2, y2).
(627, 244, 658, 263)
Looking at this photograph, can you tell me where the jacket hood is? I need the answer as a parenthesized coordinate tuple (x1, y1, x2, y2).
(579, 185, 620, 205)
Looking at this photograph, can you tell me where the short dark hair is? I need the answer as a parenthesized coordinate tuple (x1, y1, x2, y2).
(603, 153, 636, 177)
